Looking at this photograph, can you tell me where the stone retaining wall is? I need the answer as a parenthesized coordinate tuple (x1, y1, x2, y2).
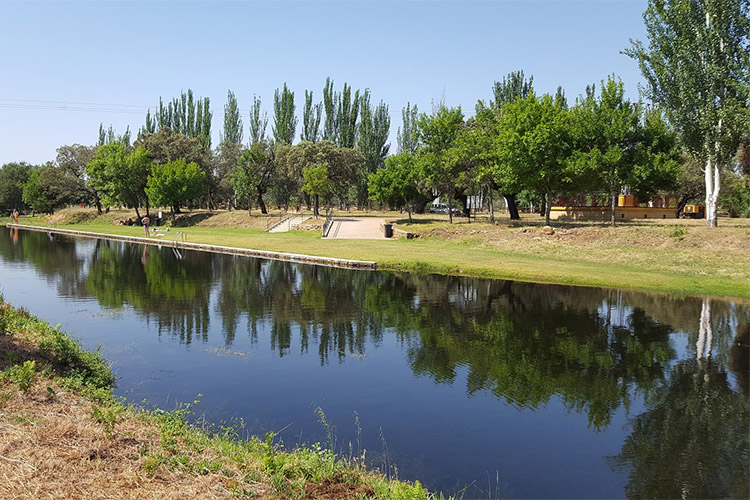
(9, 224, 378, 270)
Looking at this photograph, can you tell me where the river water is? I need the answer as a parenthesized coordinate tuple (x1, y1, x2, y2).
(0, 227, 747, 498)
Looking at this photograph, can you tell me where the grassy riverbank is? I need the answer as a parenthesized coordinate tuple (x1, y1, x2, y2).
(10, 207, 750, 299)
(0, 299, 443, 499)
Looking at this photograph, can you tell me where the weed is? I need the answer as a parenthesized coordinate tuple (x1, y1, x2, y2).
(313, 404, 337, 457)
(671, 225, 688, 241)
(8, 360, 37, 393)
(141, 454, 162, 476)
(46, 385, 58, 402)
(262, 431, 278, 472)
(91, 403, 123, 438)
(0, 390, 13, 406)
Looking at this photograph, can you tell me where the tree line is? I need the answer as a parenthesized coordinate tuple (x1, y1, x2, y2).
(0, 0, 748, 225)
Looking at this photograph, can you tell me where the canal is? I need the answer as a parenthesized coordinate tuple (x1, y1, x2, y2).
(0, 227, 747, 498)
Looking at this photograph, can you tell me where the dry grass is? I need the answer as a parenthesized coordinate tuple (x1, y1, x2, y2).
(0, 379, 262, 500)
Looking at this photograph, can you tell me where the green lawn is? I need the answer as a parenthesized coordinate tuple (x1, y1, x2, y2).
(12, 217, 750, 300)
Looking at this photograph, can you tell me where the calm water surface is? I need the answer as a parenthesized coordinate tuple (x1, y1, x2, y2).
(0, 227, 748, 499)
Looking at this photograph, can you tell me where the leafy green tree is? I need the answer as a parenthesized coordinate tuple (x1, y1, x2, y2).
(675, 154, 707, 216)
(22, 167, 53, 214)
(249, 94, 268, 146)
(497, 92, 574, 226)
(221, 90, 243, 145)
(629, 106, 681, 203)
(231, 143, 276, 214)
(368, 153, 423, 220)
(301, 90, 322, 143)
(570, 77, 678, 224)
(214, 142, 242, 208)
(136, 128, 213, 209)
(0, 162, 32, 212)
(626, 0, 750, 227)
(396, 102, 420, 155)
(722, 174, 750, 217)
(301, 163, 330, 217)
(453, 108, 502, 222)
(480, 70, 536, 220)
(274, 141, 362, 210)
(55, 144, 101, 212)
(356, 90, 391, 207)
(146, 158, 206, 215)
(417, 106, 465, 223)
(272, 83, 297, 145)
(86, 143, 152, 218)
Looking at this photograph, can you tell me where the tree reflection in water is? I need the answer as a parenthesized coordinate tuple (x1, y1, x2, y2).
(3, 229, 748, 498)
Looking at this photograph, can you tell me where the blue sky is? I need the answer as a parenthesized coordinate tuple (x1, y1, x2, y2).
(0, 0, 649, 165)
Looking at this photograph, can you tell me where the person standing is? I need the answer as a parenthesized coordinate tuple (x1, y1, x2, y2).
(141, 215, 150, 237)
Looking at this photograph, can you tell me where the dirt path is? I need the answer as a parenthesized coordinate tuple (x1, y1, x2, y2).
(325, 217, 390, 239)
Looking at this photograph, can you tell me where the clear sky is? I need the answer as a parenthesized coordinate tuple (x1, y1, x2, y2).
(0, 0, 650, 165)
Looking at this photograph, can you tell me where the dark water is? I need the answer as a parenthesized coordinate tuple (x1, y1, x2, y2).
(0, 227, 748, 499)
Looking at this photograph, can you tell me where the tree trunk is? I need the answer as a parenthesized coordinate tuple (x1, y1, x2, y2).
(257, 192, 268, 215)
(134, 206, 141, 220)
(540, 193, 547, 219)
(611, 192, 617, 226)
(448, 193, 453, 224)
(705, 155, 720, 227)
(503, 193, 520, 220)
(545, 190, 552, 226)
(676, 195, 689, 218)
(313, 194, 320, 217)
(488, 186, 495, 224)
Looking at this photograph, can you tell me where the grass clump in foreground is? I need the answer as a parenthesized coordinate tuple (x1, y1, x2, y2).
(0, 298, 443, 500)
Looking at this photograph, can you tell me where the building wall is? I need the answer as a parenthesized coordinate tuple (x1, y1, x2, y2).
(549, 206, 680, 222)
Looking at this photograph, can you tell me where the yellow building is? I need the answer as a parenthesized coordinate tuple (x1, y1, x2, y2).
(549, 194, 687, 222)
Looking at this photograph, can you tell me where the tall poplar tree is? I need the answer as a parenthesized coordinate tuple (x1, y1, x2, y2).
(338, 83, 360, 148)
(221, 90, 243, 145)
(357, 90, 391, 205)
(150, 90, 212, 150)
(397, 102, 419, 155)
(491, 70, 534, 110)
(301, 90, 322, 143)
(323, 77, 339, 142)
(249, 95, 268, 145)
(626, 0, 750, 227)
(272, 83, 297, 145)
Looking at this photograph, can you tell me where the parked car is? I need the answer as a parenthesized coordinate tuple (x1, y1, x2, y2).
(429, 203, 461, 215)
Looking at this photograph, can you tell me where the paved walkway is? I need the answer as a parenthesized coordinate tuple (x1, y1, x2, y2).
(324, 217, 389, 239)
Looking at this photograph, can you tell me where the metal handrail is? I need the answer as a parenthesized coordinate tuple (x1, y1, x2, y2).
(321, 209, 334, 238)
(265, 214, 293, 232)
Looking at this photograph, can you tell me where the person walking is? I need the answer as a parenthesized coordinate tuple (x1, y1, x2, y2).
(141, 215, 150, 237)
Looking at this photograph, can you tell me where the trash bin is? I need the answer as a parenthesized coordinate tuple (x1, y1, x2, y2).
(383, 223, 393, 238)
